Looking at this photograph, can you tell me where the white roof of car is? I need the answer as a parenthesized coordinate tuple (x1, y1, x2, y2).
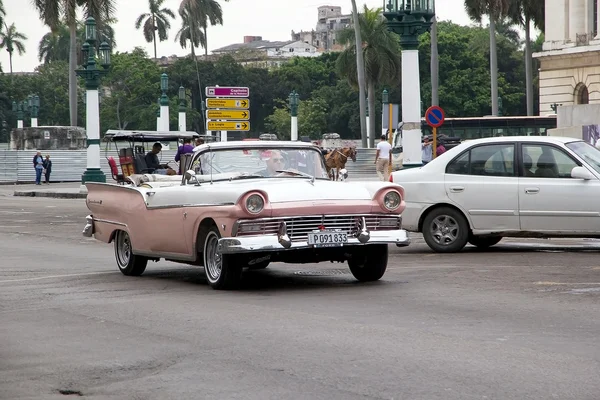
(194, 140, 318, 151)
(460, 136, 580, 145)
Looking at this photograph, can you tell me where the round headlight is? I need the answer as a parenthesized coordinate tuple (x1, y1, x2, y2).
(383, 191, 401, 211)
(245, 194, 264, 214)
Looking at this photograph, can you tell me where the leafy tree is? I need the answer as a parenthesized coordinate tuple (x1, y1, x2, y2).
(265, 98, 328, 140)
(336, 5, 401, 147)
(508, 0, 544, 115)
(99, 48, 162, 131)
(135, 0, 175, 60)
(464, 0, 511, 116)
(0, 23, 27, 74)
(32, 0, 117, 126)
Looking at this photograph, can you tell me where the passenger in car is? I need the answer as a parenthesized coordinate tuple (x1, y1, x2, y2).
(523, 154, 535, 177)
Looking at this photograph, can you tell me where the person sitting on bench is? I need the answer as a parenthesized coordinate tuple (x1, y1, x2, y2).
(145, 142, 175, 175)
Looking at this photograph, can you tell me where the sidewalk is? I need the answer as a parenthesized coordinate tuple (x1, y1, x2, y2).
(0, 182, 87, 199)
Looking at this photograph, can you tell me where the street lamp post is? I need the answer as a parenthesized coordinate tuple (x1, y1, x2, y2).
(383, 0, 435, 168)
(382, 89, 388, 141)
(366, 96, 370, 148)
(160, 73, 170, 131)
(178, 85, 187, 132)
(12, 100, 28, 128)
(75, 16, 111, 185)
(28, 95, 40, 127)
(156, 98, 161, 131)
(289, 90, 299, 141)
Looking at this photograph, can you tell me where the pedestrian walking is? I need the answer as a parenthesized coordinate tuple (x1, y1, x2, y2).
(43, 154, 52, 184)
(33, 151, 44, 185)
(375, 134, 392, 181)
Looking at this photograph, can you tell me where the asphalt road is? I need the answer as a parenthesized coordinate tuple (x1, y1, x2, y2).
(1, 196, 599, 400)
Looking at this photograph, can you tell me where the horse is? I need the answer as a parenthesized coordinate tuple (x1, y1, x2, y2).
(324, 147, 357, 181)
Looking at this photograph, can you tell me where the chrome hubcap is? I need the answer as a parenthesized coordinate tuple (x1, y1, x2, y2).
(116, 232, 131, 266)
(430, 215, 459, 245)
(205, 233, 222, 281)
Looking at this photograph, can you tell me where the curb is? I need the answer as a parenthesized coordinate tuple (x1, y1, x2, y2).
(13, 191, 87, 199)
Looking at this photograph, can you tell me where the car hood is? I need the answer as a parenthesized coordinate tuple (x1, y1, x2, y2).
(140, 177, 400, 207)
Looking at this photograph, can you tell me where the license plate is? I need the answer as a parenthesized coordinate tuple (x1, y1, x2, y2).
(308, 230, 348, 247)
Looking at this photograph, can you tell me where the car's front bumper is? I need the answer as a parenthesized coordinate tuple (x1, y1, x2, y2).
(218, 229, 410, 254)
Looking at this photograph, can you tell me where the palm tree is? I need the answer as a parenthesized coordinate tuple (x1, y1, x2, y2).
(0, 1, 5, 28)
(175, 6, 205, 57)
(38, 23, 70, 64)
(337, 5, 401, 147)
(135, 0, 175, 59)
(508, 0, 544, 116)
(32, 0, 116, 127)
(179, 0, 229, 56)
(464, 0, 511, 116)
(0, 23, 27, 73)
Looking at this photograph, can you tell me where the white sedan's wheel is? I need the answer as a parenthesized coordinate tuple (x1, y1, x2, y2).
(422, 207, 469, 253)
(114, 230, 147, 276)
(203, 226, 242, 290)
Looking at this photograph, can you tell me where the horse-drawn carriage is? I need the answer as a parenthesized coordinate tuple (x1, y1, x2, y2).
(316, 133, 357, 181)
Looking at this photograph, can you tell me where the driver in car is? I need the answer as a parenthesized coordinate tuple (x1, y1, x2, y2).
(259, 150, 286, 176)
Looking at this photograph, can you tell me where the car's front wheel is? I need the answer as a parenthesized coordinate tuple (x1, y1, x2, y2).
(114, 230, 147, 276)
(203, 226, 243, 290)
(348, 244, 388, 282)
(468, 235, 502, 249)
(422, 207, 469, 253)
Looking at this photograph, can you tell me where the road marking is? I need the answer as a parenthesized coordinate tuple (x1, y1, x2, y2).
(534, 281, 600, 285)
(0, 271, 115, 284)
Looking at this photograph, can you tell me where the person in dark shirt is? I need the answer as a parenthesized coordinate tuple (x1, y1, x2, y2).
(145, 143, 172, 174)
(175, 138, 195, 162)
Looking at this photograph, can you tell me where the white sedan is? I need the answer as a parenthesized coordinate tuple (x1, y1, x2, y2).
(390, 136, 600, 252)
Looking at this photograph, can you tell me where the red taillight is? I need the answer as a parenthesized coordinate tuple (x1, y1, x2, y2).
(389, 174, 393, 182)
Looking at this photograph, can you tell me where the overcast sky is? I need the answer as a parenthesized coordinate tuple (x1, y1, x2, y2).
(4, 0, 479, 72)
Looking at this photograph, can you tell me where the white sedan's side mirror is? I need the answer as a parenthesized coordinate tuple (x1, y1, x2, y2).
(571, 166, 595, 180)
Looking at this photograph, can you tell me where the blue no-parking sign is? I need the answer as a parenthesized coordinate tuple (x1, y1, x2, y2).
(425, 106, 445, 128)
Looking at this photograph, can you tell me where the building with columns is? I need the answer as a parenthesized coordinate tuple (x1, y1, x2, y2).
(534, 0, 599, 115)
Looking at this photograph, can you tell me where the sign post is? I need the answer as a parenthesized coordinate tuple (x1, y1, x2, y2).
(425, 105, 445, 159)
(205, 86, 250, 142)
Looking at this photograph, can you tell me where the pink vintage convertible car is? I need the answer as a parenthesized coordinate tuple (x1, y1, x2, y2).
(82, 140, 409, 290)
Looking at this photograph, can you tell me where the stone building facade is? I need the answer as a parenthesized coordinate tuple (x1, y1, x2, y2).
(533, 0, 600, 115)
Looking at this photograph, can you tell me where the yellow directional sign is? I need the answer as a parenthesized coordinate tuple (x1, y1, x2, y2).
(206, 110, 250, 120)
(206, 98, 250, 109)
(207, 121, 250, 131)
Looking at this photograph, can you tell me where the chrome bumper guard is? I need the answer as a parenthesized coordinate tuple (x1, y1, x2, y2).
(218, 218, 410, 255)
(82, 215, 94, 237)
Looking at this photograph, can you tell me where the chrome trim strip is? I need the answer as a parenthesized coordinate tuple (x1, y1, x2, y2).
(93, 218, 127, 227)
(218, 229, 410, 254)
(145, 202, 235, 210)
(235, 213, 400, 223)
(134, 250, 196, 261)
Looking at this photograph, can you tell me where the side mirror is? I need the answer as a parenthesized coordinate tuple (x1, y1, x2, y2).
(184, 169, 199, 185)
(340, 168, 348, 181)
(571, 166, 595, 180)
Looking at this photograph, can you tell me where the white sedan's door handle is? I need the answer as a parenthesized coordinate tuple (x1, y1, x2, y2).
(449, 186, 464, 193)
(525, 188, 539, 194)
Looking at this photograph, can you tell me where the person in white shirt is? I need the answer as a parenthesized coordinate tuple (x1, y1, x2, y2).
(422, 136, 433, 164)
(375, 134, 392, 181)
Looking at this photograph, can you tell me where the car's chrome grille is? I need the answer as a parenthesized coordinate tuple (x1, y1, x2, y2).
(235, 215, 401, 242)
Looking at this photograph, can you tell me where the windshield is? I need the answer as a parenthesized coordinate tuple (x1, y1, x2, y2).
(190, 146, 330, 180)
(566, 141, 600, 174)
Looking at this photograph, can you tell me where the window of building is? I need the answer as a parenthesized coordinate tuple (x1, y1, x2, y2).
(575, 83, 589, 104)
